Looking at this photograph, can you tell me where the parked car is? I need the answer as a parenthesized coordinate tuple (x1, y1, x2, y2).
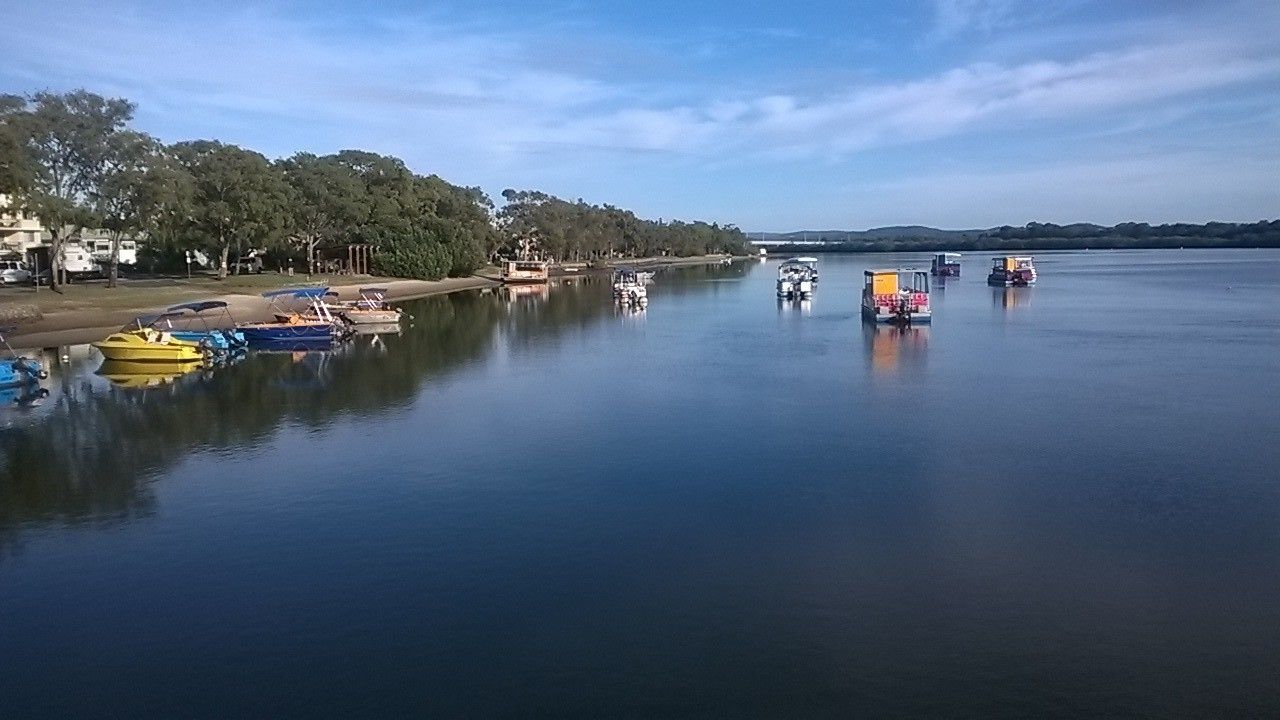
(0, 260, 33, 285)
(235, 256, 264, 274)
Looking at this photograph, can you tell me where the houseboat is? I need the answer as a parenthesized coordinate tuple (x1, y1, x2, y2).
(500, 258, 550, 284)
(987, 256, 1036, 286)
(861, 269, 932, 325)
(612, 267, 648, 306)
(930, 252, 961, 277)
(777, 257, 817, 299)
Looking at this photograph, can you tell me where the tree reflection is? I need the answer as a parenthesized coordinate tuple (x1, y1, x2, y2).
(0, 271, 737, 548)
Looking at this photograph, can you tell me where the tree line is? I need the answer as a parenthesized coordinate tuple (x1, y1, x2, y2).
(0, 90, 748, 289)
(764, 220, 1280, 254)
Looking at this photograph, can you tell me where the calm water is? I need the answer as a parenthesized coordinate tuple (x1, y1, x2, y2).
(2, 250, 1279, 717)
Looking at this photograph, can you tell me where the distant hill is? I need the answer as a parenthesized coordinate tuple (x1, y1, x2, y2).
(747, 221, 1280, 253)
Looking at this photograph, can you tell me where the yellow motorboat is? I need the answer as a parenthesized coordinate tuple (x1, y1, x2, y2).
(91, 329, 206, 362)
(97, 359, 206, 388)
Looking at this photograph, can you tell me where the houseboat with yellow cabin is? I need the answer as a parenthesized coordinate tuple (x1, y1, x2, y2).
(861, 269, 932, 325)
(987, 256, 1036, 286)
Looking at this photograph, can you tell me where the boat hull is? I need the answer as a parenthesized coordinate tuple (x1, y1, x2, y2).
(342, 309, 402, 324)
(93, 343, 205, 362)
(861, 305, 932, 325)
(92, 331, 206, 362)
(239, 323, 333, 344)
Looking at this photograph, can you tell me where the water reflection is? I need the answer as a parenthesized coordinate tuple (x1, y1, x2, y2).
(97, 359, 208, 389)
(499, 283, 550, 304)
(0, 266, 745, 546)
(0, 385, 49, 411)
(993, 286, 1032, 310)
(777, 298, 813, 316)
(864, 325, 929, 376)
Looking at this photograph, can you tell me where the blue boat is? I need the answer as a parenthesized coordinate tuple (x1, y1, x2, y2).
(238, 288, 342, 345)
(0, 330, 48, 389)
(164, 300, 248, 351)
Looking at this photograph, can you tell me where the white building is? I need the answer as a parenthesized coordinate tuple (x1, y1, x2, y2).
(0, 194, 44, 257)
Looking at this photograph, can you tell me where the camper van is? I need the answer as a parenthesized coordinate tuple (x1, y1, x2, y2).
(88, 238, 139, 267)
(59, 242, 101, 278)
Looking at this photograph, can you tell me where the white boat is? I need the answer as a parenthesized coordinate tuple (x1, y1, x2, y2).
(777, 257, 817, 299)
(612, 267, 649, 306)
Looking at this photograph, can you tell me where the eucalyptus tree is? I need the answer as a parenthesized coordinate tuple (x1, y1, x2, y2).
(172, 140, 289, 279)
(94, 131, 175, 287)
(0, 94, 32, 197)
(13, 91, 135, 288)
(277, 152, 368, 276)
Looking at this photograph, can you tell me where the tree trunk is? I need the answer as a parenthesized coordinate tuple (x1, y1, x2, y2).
(48, 232, 64, 294)
(107, 233, 121, 289)
(218, 244, 229, 280)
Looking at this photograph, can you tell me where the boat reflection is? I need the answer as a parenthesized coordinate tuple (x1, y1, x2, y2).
(97, 359, 208, 389)
(0, 384, 49, 411)
(500, 283, 550, 304)
(864, 325, 929, 376)
(993, 286, 1032, 310)
(777, 298, 813, 316)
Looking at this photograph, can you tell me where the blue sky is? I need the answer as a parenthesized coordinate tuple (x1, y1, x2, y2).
(5, 0, 1278, 230)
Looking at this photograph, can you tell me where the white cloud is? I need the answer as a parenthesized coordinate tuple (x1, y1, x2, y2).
(3, 0, 1277, 225)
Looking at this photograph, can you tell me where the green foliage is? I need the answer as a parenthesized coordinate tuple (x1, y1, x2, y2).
(170, 140, 290, 278)
(498, 189, 749, 261)
(0, 94, 33, 196)
(6, 90, 741, 284)
(765, 221, 1280, 254)
(372, 216, 478, 280)
(3, 90, 136, 287)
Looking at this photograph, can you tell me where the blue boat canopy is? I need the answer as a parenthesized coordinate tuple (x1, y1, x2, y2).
(262, 287, 328, 299)
(167, 300, 229, 313)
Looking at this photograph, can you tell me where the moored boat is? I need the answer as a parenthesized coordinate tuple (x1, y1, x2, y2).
(340, 288, 404, 324)
(931, 252, 961, 277)
(777, 257, 817, 299)
(92, 328, 207, 362)
(861, 269, 932, 325)
(500, 258, 550, 284)
(0, 330, 48, 388)
(612, 267, 649, 306)
(164, 300, 248, 350)
(987, 256, 1036, 286)
(240, 288, 345, 344)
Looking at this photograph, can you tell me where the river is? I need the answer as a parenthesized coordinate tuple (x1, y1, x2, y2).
(2, 249, 1279, 717)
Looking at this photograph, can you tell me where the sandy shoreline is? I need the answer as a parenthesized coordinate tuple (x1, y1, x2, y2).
(5, 276, 499, 349)
(3, 254, 737, 349)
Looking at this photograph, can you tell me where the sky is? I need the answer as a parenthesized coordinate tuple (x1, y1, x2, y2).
(4, 0, 1279, 230)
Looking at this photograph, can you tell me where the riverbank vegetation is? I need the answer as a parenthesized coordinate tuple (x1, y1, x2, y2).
(0, 90, 749, 289)
(758, 221, 1280, 253)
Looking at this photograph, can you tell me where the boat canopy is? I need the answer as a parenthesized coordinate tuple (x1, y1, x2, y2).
(262, 287, 328, 299)
(166, 300, 229, 314)
(783, 257, 818, 265)
(130, 312, 186, 327)
(936, 252, 961, 260)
